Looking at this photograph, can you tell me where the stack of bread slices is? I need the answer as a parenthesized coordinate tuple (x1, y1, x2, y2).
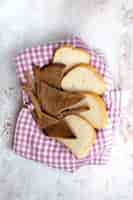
(22, 45, 107, 158)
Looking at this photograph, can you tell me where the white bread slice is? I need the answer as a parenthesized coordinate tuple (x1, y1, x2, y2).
(56, 115, 96, 158)
(70, 93, 107, 129)
(53, 45, 90, 70)
(61, 64, 106, 95)
(80, 93, 107, 128)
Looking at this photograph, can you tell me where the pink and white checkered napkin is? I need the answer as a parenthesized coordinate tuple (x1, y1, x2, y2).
(12, 37, 121, 172)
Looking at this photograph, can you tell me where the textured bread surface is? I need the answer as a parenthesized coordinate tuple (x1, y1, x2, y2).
(53, 45, 90, 70)
(56, 115, 96, 158)
(61, 64, 106, 95)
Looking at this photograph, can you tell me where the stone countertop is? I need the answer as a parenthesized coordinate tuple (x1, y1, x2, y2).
(0, 0, 133, 199)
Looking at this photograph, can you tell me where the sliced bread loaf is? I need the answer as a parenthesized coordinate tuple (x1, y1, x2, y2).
(53, 45, 90, 70)
(61, 64, 106, 95)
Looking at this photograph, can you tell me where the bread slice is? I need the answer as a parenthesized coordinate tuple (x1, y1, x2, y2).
(79, 93, 107, 128)
(33, 63, 66, 89)
(53, 45, 90, 70)
(45, 119, 76, 138)
(21, 84, 59, 128)
(52, 115, 96, 158)
(38, 81, 85, 115)
(67, 93, 107, 129)
(61, 64, 106, 95)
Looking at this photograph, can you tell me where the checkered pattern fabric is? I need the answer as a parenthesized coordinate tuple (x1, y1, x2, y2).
(12, 37, 121, 172)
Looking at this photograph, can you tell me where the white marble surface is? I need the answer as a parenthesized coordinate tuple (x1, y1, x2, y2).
(1, 0, 133, 199)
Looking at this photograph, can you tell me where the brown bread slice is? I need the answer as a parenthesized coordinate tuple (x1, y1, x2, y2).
(33, 63, 66, 89)
(38, 81, 85, 115)
(22, 85, 75, 138)
(21, 84, 59, 128)
(45, 119, 76, 138)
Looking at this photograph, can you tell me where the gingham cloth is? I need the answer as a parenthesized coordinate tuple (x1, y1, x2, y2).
(12, 37, 121, 172)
